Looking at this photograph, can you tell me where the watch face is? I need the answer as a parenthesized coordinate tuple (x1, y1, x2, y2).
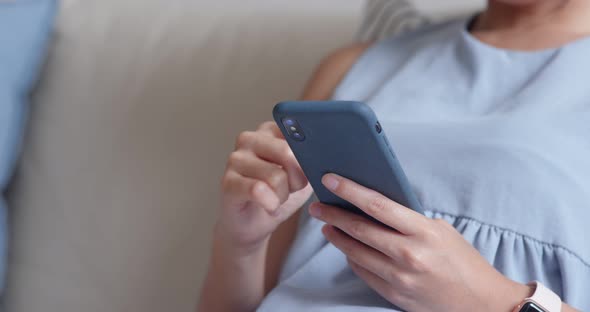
(520, 302, 545, 312)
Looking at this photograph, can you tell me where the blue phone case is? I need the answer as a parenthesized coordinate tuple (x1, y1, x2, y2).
(273, 101, 424, 220)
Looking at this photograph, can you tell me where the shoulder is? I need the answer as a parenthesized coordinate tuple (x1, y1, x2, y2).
(303, 20, 465, 101)
(301, 42, 373, 100)
(321, 43, 373, 69)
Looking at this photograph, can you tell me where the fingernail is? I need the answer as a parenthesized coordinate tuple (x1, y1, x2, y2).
(309, 203, 322, 217)
(322, 174, 340, 191)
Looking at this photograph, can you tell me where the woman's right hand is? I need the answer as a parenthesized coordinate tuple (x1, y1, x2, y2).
(216, 121, 313, 255)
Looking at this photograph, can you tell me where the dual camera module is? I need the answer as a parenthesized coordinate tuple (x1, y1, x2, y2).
(281, 117, 383, 142)
(281, 118, 306, 141)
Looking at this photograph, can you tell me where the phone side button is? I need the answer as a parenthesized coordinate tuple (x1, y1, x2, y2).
(382, 137, 396, 159)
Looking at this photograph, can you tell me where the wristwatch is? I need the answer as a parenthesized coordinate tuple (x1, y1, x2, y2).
(513, 281, 562, 312)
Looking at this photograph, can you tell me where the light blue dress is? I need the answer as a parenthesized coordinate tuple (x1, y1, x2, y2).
(258, 18, 590, 311)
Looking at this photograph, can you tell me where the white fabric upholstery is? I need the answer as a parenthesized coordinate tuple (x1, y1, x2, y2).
(5, 1, 361, 311)
(359, 0, 485, 41)
(411, 0, 485, 20)
(5, 1, 484, 311)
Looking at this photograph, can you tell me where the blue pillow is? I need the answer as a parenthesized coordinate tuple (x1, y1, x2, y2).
(0, 0, 58, 292)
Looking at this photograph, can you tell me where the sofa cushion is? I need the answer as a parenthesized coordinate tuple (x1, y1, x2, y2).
(3, 1, 362, 311)
(359, 0, 485, 41)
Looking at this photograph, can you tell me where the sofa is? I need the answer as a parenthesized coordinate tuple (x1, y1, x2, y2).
(4, 1, 482, 311)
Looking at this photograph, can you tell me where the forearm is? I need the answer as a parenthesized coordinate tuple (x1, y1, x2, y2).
(197, 229, 269, 312)
(563, 303, 581, 312)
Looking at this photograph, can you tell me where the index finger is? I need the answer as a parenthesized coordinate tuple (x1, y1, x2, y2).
(257, 121, 285, 139)
(321, 173, 425, 236)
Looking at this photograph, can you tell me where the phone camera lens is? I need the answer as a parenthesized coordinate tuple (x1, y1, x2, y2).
(292, 132, 305, 141)
(375, 122, 382, 133)
(284, 119, 296, 126)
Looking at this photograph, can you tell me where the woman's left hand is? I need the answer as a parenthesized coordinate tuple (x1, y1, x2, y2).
(309, 174, 532, 312)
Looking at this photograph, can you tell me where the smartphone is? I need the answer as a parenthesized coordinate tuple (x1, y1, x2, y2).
(273, 101, 423, 222)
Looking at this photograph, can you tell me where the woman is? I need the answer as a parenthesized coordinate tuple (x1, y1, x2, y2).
(199, 1, 590, 311)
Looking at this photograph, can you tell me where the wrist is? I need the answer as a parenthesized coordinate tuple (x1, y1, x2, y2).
(212, 222, 271, 260)
(492, 279, 535, 312)
(200, 227, 269, 312)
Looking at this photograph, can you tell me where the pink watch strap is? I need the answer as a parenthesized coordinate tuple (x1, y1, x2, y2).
(527, 281, 562, 312)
